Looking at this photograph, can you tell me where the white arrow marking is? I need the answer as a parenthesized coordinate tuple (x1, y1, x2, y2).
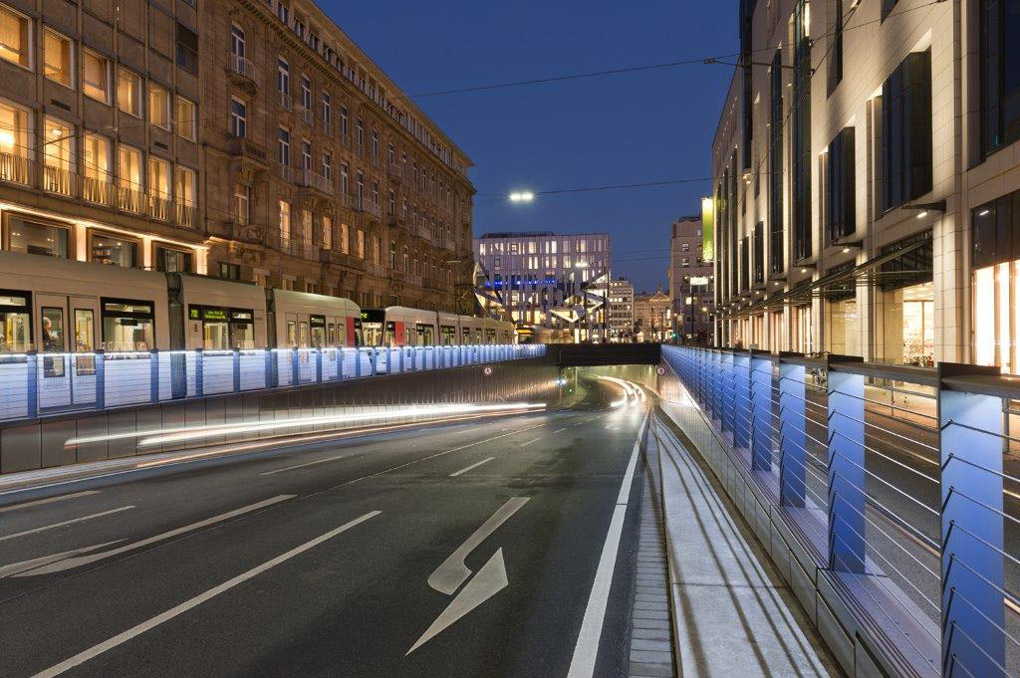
(0, 540, 126, 578)
(0, 506, 135, 543)
(9, 495, 294, 578)
(407, 548, 508, 655)
(427, 497, 528, 595)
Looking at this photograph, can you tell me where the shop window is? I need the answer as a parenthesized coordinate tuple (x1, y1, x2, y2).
(91, 232, 139, 268)
(155, 246, 193, 273)
(882, 49, 932, 211)
(117, 68, 141, 117)
(0, 5, 30, 68)
(101, 300, 154, 352)
(82, 50, 110, 103)
(7, 216, 68, 258)
(44, 29, 73, 88)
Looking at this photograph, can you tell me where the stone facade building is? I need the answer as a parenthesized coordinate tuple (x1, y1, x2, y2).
(669, 215, 714, 345)
(0, 0, 473, 313)
(712, 0, 1020, 369)
(633, 289, 671, 342)
(607, 277, 634, 342)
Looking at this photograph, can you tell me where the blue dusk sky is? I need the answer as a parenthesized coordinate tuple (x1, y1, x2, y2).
(320, 1, 739, 293)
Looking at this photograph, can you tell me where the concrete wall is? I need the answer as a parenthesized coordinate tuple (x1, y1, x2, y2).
(0, 358, 561, 475)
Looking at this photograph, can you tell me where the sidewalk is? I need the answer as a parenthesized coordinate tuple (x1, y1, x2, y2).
(652, 417, 839, 677)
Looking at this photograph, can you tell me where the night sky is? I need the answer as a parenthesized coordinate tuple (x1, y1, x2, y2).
(321, 1, 739, 293)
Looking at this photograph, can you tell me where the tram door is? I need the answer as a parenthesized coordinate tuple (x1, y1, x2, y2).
(34, 293, 99, 408)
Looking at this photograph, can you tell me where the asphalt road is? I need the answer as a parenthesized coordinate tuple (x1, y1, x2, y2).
(0, 379, 651, 678)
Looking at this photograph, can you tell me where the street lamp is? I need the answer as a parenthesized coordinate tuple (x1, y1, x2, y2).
(509, 191, 535, 203)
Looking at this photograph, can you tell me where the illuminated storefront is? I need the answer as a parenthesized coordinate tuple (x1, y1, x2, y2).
(972, 191, 1020, 374)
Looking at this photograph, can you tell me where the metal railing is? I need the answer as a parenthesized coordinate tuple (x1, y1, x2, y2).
(354, 196, 382, 218)
(227, 53, 256, 81)
(0, 151, 32, 184)
(118, 186, 146, 213)
(0, 344, 544, 425)
(299, 168, 332, 194)
(82, 176, 116, 206)
(42, 165, 75, 196)
(660, 345, 1020, 678)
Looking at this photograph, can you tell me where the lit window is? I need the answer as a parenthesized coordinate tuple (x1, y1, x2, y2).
(83, 133, 112, 203)
(0, 101, 31, 184)
(117, 144, 143, 211)
(42, 117, 72, 195)
(117, 68, 141, 116)
(83, 50, 110, 103)
(176, 97, 197, 141)
(0, 6, 30, 68)
(148, 157, 171, 219)
(44, 29, 73, 87)
(279, 200, 291, 240)
(148, 83, 171, 129)
(234, 183, 250, 225)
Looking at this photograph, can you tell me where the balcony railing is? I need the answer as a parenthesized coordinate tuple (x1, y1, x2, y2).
(148, 195, 170, 221)
(277, 233, 317, 259)
(387, 162, 402, 180)
(279, 164, 298, 183)
(227, 53, 256, 82)
(175, 201, 198, 228)
(42, 165, 75, 196)
(299, 107, 314, 124)
(354, 196, 382, 218)
(118, 186, 146, 213)
(82, 176, 116, 206)
(279, 92, 292, 110)
(338, 193, 352, 210)
(338, 134, 351, 149)
(0, 152, 32, 185)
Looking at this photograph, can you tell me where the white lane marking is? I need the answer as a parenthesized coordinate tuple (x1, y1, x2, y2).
(335, 424, 546, 488)
(520, 437, 541, 447)
(30, 511, 380, 678)
(567, 411, 649, 678)
(408, 548, 508, 655)
(0, 491, 101, 513)
(553, 428, 567, 434)
(428, 497, 530, 595)
(449, 457, 496, 478)
(0, 506, 135, 543)
(11, 495, 294, 578)
(260, 453, 352, 476)
(573, 422, 585, 427)
(0, 541, 126, 579)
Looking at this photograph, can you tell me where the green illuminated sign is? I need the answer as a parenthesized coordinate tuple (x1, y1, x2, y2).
(701, 197, 715, 262)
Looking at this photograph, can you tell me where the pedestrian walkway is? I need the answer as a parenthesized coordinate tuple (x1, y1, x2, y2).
(652, 417, 838, 677)
(624, 441, 677, 678)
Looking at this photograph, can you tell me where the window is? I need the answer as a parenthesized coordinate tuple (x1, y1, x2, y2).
(230, 25, 245, 57)
(356, 229, 365, 258)
(174, 166, 197, 225)
(176, 97, 197, 141)
(0, 101, 31, 183)
(44, 29, 73, 87)
(91, 232, 139, 268)
(881, 0, 899, 21)
(322, 92, 332, 127)
(83, 133, 112, 203)
(176, 23, 198, 75)
(101, 299, 154, 351)
(148, 83, 170, 129)
(829, 0, 844, 94)
(769, 49, 784, 274)
(42, 117, 72, 195)
(322, 215, 332, 250)
(972, 189, 1020, 270)
(7, 216, 68, 258)
(826, 127, 856, 245)
(277, 58, 289, 94)
(218, 263, 241, 281)
(117, 68, 141, 116)
(980, 0, 1020, 156)
(301, 75, 311, 110)
(792, 0, 812, 261)
(371, 130, 379, 156)
(118, 144, 144, 211)
(278, 127, 290, 165)
(322, 153, 332, 180)
(356, 118, 364, 146)
(230, 98, 247, 137)
(340, 222, 349, 254)
(340, 163, 349, 194)
(234, 184, 250, 225)
(882, 49, 932, 211)
(82, 50, 110, 103)
(340, 105, 348, 135)
(148, 157, 171, 219)
(155, 245, 192, 273)
(279, 200, 291, 241)
(0, 5, 30, 68)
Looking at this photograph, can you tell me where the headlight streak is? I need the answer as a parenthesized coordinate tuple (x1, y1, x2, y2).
(64, 402, 547, 450)
(596, 376, 646, 409)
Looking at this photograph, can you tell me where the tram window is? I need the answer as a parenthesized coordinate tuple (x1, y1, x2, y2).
(286, 321, 297, 346)
(74, 309, 96, 375)
(441, 326, 456, 345)
(102, 300, 154, 351)
(41, 307, 65, 377)
(310, 315, 326, 348)
(420, 325, 435, 346)
(230, 312, 255, 349)
(203, 317, 229, 349)
(385, 321, 397, 346)
(327, 323, 337, 347)
(0, 293, 31, 352)
(298, 321, 309, 348)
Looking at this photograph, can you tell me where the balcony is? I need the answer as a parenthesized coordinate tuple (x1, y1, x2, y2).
(338, 193, 352, 210)
(226, 136, 271, 168)
(148, 195, 170, 221)
(279, 164, 299, 183)
(230, 221, 264, 245)
(42, 165, 75, 197)
(0, 152, 32, 185)
(175, 201, 198, 228)
(276, 233, 317, 259)
(279, 92, 292, 110)
(369, 155, 380, 169)
(299, 107, 314, 125)
(338, 134, 351, 150)
(319, 248, 365, 270)
(118, 186, 146, 213)
(354, 196, 382, 219)
(387, 162, 402, 181)
(364, 262, 387, 278)
(226, 53, 256, 84)
(298, 168, 332, 195)
(82, 176, 116, 207)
